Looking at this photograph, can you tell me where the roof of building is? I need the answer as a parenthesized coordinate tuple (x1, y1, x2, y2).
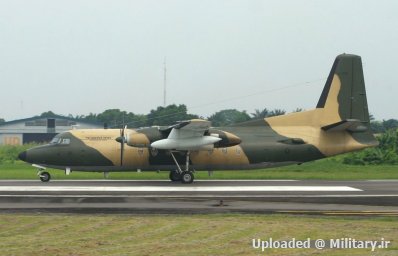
(0, 115, 103, 127)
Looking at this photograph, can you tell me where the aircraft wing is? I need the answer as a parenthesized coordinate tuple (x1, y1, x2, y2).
(168, 119, 211, 138)
(151, 119, 221, 150)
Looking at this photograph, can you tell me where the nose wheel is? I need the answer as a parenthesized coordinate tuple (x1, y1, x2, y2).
(38, 171, 51, 182)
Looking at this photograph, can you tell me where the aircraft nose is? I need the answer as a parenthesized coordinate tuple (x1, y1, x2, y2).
(18, 151, 27, 161)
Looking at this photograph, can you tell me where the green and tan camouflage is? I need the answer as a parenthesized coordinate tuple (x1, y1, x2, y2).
(18, 54, 378, 182)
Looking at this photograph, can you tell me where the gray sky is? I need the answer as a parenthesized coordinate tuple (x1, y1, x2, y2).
(0, 0, 397, 121)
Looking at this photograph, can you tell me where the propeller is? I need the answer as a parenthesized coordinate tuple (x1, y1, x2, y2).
(115, 125, 127, 166)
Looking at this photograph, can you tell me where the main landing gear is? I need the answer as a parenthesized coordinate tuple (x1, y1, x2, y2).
(169, 151, 194, 184)
(38, 170, 51, 182)
(169, 170, 182, 182)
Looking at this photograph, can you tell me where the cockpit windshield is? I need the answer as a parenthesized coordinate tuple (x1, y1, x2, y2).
(50, 136, 70, 145)
(50, 137, 61, 144)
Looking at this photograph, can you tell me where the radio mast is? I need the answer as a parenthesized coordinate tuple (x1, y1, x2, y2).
(163, 57, 167, 107)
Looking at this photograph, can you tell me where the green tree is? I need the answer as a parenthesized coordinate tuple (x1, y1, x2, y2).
(146, 104, 198, 126)
(95, 109, 128, 127)
(76, 109, 147, 128)
(0, 118, 5, 124)
(343, 129, 398, 165)
(370, 121, 385, 133)
(251, 108, 287, 119)
(251, 108, 270, 119)
(292, 108, 303, 113)
(370, 119, 398, 134)
(79, 113, 98, 122)
(98, 109, 147, 128)
(268, 109, 286, 117)
(382, 119, 398, 131)
(39, 111, 59, 118)
(208, 109, 251, 127)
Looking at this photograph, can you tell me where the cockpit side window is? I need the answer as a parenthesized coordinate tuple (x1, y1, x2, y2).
(61, 138, 71, 145)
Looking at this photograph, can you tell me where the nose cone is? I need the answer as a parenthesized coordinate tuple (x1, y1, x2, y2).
(18, 151, 27, 161)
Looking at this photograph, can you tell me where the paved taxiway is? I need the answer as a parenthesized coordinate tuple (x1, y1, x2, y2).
(0, 180, 397, 215)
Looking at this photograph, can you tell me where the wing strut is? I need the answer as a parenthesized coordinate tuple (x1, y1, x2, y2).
(170, 151, 183, 173)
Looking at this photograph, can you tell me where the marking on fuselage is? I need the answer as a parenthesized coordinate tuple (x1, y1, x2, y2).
(0, 186, 362, 192)
(85, 136, 112, 141)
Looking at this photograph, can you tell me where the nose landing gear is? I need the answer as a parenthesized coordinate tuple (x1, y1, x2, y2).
(38, 171, 51, 182)
(33, 164, 51, 182)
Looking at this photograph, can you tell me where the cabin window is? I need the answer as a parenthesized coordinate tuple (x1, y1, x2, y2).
(150, 148, 158, 157)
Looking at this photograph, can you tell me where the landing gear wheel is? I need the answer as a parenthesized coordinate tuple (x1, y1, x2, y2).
(169, 170, 182, 182)
(39, 172, 51, 182)
(181, 171, 194, 184)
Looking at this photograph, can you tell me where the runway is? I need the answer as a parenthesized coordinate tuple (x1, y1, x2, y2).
(1, 180, 398, 215)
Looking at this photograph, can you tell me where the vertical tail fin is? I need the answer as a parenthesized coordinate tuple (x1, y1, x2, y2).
(316, 54, 370, 123)
(266, 54, 378, 156)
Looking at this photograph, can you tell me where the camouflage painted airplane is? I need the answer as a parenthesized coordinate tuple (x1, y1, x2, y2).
(18, 54, 378, 183)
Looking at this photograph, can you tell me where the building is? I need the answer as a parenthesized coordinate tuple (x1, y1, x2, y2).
(0, 116, 104, 145)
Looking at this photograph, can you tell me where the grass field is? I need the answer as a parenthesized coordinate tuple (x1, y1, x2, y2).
(0, 159, 397, 180)
(0, 214, 396, 256)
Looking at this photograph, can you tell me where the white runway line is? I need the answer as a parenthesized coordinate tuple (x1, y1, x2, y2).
(0, 180, 298, 182)
(2, 194, 397, 198)
(0, 186, 362, 192)
(366, 180, 398, 182)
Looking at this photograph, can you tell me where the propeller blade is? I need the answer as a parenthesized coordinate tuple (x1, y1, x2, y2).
(119, 125, 127, 166)
(120, 138, 124, 166)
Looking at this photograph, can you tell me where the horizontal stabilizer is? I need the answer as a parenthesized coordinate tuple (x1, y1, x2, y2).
(321, 119, 368, 132)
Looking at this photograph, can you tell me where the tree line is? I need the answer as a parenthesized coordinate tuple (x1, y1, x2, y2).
(1, 105, 398, 132)
(35, 105, 290, 128)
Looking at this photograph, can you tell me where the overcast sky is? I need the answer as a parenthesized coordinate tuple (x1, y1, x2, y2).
(0, 0, 397, 121)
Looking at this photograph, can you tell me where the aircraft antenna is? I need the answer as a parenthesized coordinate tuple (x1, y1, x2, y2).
(163, 57, 167, 107)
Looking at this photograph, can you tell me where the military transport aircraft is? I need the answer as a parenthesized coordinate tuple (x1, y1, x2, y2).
(18, 54, 378, 183)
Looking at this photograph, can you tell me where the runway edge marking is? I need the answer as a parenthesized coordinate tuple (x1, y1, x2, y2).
(0, 186, 362, 192)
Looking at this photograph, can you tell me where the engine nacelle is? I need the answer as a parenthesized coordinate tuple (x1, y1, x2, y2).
(125, 131, 151, 148)
(209, 129, 241, 148)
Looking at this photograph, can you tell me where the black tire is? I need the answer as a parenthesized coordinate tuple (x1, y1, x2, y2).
(181, 171, 194, 184)
(169, 170, 181, 182)
(39, 172, 51, 182)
